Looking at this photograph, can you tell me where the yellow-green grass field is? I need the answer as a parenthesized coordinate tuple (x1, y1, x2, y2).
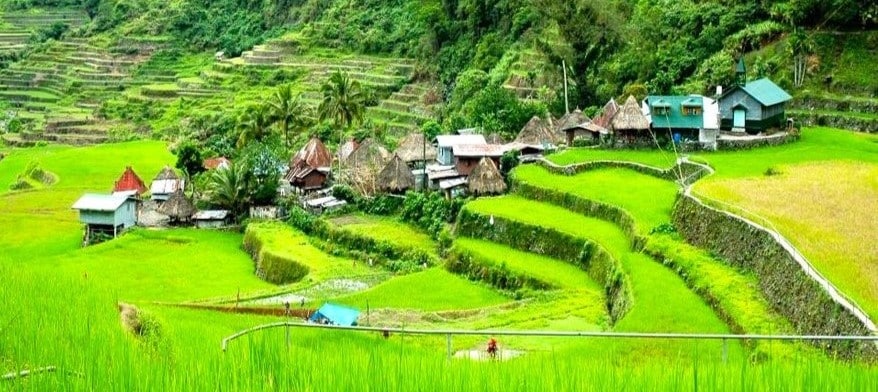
(696, 161, 878, 320)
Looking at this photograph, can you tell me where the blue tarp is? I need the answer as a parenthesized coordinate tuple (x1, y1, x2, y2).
(310, 303, 360, 326)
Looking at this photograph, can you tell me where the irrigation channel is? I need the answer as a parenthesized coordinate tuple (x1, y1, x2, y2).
(221, 322, 878, 362)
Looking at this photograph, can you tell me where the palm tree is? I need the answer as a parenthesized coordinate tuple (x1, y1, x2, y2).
(317, 71, 366, 136)
(267, 84, 311, 149)
(236, 105, 273, 149)
(206, 162, 247, 221)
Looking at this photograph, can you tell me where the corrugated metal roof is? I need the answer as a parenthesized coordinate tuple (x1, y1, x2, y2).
(741, 78, 792, 106)
(72, 193, 130, 211)
(428, 169, 460, 181)
(440, 177, 467, 189)
(150, 179, 183, 195)
(436, 135, 486, 147)
(452, 144, 505, 157)
(645, 95, 704, 130)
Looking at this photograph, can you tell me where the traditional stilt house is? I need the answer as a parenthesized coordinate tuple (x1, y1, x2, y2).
(150, 166, 184, 201)
(610, 96, 652, 146)
(72, 193, 138, 244)
(345, 138, 391, 195)
(467, 157, 507, 196)
(285, 137, 332, 191)
(377, 154, 416, 194)
(157, 189, 195, 224)
(113, 166, 147, 196)
(338, 139, 359, 162)
(592, 98, 619, 131)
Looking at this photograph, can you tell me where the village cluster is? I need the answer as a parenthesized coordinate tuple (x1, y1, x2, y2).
(71, 64, 792, 245)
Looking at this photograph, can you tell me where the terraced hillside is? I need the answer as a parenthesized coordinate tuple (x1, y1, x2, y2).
(0, 8, 88, 54)
(0, 31, 166, 146)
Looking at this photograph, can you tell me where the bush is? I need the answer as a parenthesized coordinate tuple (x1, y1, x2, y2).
(259, 250, 310, 284)
(400, 191, 464, 238)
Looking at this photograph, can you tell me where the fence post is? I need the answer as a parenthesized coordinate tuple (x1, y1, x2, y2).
(446, 334, 452, 360)
(722, 338, 727, 363)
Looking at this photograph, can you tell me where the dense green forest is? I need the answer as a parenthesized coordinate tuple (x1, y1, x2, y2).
(2, 0, 876, 145)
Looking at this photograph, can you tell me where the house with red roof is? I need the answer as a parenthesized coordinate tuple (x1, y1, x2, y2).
(113, 166, 147, 196)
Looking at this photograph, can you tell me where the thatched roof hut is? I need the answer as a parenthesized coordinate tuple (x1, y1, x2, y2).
(344, 138, 391, 195)
(592, 98, 619, 129)
(157, 189, 195, 222)
(291, 137, 332, 169)
(378, 154, 415, 193)
(611, 96, 650, 131)
(556, 109, 590, 132)
(154, 166, 180, 181)
(468, 157, 507, 196)
(346, 138, 390, 169)
(338, 139, 359, 162)
(395, 133, 437, 163)
(515, 116, 556, 146)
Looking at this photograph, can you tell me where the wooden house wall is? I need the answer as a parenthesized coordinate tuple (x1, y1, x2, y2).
(293, 171, 327, 190)
(719, 89, 763, 121)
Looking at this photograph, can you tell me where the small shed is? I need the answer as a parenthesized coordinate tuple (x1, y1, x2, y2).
(468, 157, 507, 196)
(150, 166, 184, 201)
(193, 210, 230, 229)
(72, 193, 138, 243)
(378, 154, 416, 194)
(309, 303, 360, 326)
(555, 110, 591, 145)
(395, 132, 437, 166)
(157, 189, 195, 224)
(113, 166, 147, 196)
(435, 134, 486, 165)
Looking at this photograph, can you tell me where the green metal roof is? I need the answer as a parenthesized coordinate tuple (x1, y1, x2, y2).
(646, 95, 703, 130)
(741, 78, 792, 106)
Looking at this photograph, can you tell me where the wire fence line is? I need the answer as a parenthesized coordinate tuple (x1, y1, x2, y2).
(221, 321, 878, 360)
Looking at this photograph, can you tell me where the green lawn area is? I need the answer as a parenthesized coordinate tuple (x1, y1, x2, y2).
(329, 214, 436, 254)
(333, 268, 509, 311)
(454, 237, 602, 291)
(514, 165, 680, 231)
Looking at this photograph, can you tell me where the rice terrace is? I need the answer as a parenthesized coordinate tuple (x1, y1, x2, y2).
(1, 0, 878, 390)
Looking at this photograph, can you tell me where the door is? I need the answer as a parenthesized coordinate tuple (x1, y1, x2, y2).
(733, 109, 746, 128)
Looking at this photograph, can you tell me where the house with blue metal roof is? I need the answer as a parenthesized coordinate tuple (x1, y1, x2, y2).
(309, 303, 360, 326)
(718, 61, 792, 134)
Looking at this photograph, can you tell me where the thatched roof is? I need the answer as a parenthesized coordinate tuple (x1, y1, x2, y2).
(485, 133, 505, 144)
(291, 137, 332, 169)
(611, 95, 650, 131)
(592, 98, 619, 129)
(345, 138, 390, 169)
(378, 154, 415, 193)
(467, 157, 507, 195)
(157, 189, 195, 221)
(395, 133, 437, 163)
(338, 139, 359, 161)
(515, 116, 556, 146)
(556, 109, 590, 132)
(154, 166, 179, 181)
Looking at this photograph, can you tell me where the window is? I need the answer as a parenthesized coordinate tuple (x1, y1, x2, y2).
(654, 107, 670, 116)
(683, 107, 701, 116)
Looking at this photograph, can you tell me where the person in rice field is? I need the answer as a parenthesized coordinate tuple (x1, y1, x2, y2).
(487, 337, 498, 359)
